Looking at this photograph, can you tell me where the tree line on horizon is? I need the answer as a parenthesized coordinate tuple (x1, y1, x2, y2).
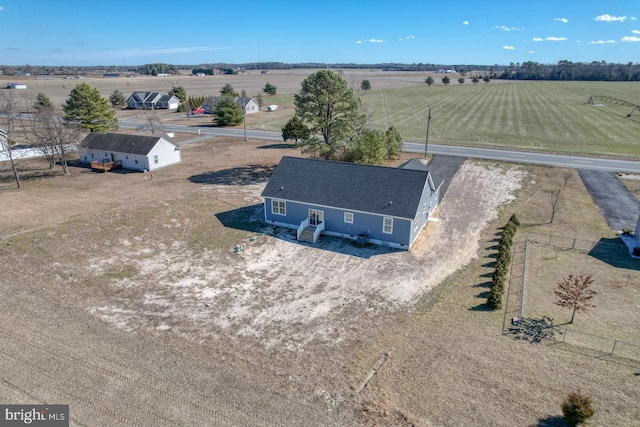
(2, 60, 639, 81)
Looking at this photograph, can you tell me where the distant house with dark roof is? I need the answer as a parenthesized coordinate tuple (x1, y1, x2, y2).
(126, 92, 180, 110)
(261, 156, 443, 250)
(79, 133, 181, 171)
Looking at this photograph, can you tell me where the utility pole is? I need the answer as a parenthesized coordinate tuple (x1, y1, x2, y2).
(424, 107, 432, 158)
(243, 97, 248, 141)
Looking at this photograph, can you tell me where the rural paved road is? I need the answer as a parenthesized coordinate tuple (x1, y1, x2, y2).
(118, 120, 640, 173)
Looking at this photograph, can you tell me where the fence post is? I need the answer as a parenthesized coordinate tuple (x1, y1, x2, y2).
(519, 236, 528, 326)
(611, 340, 617, 355)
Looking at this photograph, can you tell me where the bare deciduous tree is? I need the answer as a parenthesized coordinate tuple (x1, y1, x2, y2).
(554, 274, 597, 323)
(562, 170, 573, 190)
(0, 91, 26, 189)
(24, 107, 83, 175)
(143, 108, 162, 135)
(546, 188, 566, 223)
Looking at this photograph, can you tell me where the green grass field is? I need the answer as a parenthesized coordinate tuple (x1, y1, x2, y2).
(360, 81, 640, 158)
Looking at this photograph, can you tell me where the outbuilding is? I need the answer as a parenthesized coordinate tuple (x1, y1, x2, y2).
(261, 156, 442, 250)
(79, 133, 181, 172)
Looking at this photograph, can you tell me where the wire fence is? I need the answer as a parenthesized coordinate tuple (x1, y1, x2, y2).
(502, 233, 640, 368)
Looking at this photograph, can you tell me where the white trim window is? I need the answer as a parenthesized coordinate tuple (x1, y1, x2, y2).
(344, 212, 354, 224)
(271, 199, 286, 215)
(383, 217, 393, 234)
(153, 155, 159, 164)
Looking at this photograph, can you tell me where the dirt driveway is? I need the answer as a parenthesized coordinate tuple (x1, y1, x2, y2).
(0, 138, 525, 425)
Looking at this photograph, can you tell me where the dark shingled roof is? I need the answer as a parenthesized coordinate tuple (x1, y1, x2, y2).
(82, 133, 170, 156)
(261, 156, 437, 219)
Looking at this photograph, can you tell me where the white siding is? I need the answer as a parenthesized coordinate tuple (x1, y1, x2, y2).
(79, 137, 180, 172)
(147, 138, 181, 171)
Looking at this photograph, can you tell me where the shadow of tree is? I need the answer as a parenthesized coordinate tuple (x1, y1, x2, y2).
(257, 143, 295, 149)
(473, 280, 493, 288)
(508, 316, 560, 343)
(189, 164, 276, 185)
(532, 415, 568, 427)
(469, 303, 492, 312)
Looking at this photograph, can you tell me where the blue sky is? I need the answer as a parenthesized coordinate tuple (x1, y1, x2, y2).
(0, 1, 638, 66)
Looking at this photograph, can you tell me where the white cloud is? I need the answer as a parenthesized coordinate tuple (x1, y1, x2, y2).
(554, 18, 568, 23)
(503, 45, 515, 50)
(355, 40, 362, 44)
(622, 36, 640, 42)
(631, 16, 637, 21)
(528, 50, 535, 54)
(588, 40, 617, 44)
(463, 20, 469, 25)
(40, 23, 47, 28)
(594, 14, 627, 22)
(493, 25, 523, 32)
(533, 36, 567, 42)
(356, 39, 384, 44)
(0, 6, 4, 11)
(632, 30, 640, 34)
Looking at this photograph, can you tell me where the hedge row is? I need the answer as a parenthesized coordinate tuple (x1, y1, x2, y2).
(487, 214, 520, 310)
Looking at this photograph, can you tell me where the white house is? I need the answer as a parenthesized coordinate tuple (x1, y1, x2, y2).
(203, 96, 260, 115)
(79, 133, 181, 172)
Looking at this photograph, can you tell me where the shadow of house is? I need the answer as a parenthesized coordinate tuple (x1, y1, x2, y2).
(215, 203, 397, 259)
(215, 204, 264, 232)
(589, 237, 640, 271)
(189, 165, 276, 186)
(265, 226, 400, 259)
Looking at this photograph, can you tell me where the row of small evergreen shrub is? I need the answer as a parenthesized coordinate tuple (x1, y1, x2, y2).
(487, 214, 520, 310)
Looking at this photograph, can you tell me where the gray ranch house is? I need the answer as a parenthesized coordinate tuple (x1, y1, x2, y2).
(261, 156, 443, 250)
(127, 92, 180, 110)
(79, 133, 181, 172)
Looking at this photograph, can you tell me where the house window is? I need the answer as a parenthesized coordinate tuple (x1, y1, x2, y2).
(344, 212, 354, 224)
(383, 217, 393, 234)
(153, 155, 159, 164)
(271, 200, 286, 215)
(126, 155, 129, 159)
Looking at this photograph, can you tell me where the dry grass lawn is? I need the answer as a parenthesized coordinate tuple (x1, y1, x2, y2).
(1, 133, 639, 425)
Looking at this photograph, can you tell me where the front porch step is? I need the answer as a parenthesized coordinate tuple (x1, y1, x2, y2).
(298, 226, 318, 243)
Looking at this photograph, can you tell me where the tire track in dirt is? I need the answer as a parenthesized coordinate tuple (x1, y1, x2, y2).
(0, 301, 322, 426)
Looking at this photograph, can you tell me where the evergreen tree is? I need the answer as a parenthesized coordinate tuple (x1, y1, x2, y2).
(263, 82, 277, 96)
(220, 83, 237, 97)
(62, 83, 118, 132)
(108, 90, 126, 108)
(34, 92, 54, 110)
(213, 96, 243, 126)
(281, 116, 310, 143)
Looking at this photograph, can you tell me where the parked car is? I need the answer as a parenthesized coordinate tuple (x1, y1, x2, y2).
(191, 107, 205, 114)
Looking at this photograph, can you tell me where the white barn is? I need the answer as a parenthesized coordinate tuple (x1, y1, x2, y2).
(79, 133, 181, 171)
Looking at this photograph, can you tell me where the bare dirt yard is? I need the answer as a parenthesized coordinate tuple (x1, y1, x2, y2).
(1, 137, 639, 425)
